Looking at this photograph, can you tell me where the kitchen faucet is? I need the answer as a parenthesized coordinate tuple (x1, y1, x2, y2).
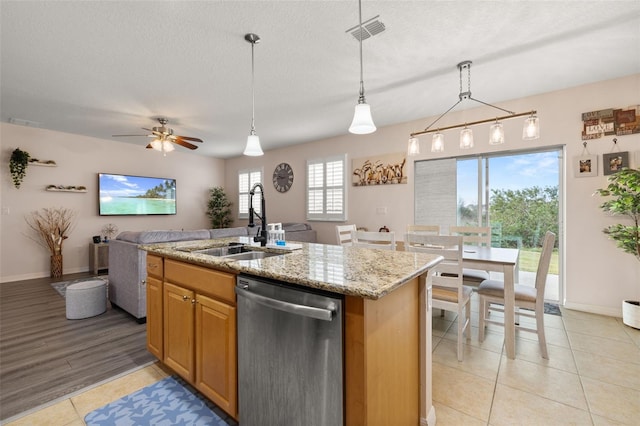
(248, 183, 267, 246)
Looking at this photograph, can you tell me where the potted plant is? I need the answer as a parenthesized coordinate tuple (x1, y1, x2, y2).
(9, 148, 30, 188)
(594, 167, 640, 329)
(207, 186, 233, 229)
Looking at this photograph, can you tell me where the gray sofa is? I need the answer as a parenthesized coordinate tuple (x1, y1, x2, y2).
(108, 223, 316, 322)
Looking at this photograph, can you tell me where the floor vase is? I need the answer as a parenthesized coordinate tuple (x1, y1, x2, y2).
(51, 254, 63, 278)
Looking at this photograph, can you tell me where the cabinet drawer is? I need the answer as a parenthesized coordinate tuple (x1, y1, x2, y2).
(147, 255, 164, 279)
(165, 259, 236, 305)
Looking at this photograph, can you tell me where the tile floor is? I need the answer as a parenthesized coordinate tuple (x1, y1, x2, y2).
(4, 293, 639, 425)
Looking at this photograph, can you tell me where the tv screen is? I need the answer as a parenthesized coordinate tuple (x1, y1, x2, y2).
(98, 173, 177, 216)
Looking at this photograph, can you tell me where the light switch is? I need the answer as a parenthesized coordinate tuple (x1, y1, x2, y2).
(376, 206, 387, 215)
(1, 207, 9, 215)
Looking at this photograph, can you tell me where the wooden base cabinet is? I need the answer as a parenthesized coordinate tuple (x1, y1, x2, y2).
(147, 258, 238, 420)
(146, 255, 164, 360)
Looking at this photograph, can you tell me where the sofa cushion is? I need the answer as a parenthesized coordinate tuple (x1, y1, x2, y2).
(210, 227, 249, 239)
(282, 222, 311, 232)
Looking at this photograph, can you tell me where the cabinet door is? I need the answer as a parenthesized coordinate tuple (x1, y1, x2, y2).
(146, 276, 163, 359)
(164, 282, 195, 382)
(195, 294, 237, 418)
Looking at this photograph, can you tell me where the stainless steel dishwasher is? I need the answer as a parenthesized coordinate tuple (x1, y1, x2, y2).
(235, 274, 343, 426)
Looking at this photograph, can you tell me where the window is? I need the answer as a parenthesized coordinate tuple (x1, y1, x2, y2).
(238, 168, 262, 219)
(306, 155, 347, 221)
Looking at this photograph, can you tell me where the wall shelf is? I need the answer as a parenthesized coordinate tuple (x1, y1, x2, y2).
(46, 186, 87, 193)
(29, 160, 57, 167)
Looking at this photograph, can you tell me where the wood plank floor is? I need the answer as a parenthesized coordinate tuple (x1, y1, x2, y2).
(0, 272, 154, 420)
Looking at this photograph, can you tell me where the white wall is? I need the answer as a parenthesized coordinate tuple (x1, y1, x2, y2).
(1, 124, 224, 282)
(225, 74, 640, 317)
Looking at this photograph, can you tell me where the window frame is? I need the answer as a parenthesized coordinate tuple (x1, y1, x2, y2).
(238, 167, 263, 219)
(306, 154, 347, 222)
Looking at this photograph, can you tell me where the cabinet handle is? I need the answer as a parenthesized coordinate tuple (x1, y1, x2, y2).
(191, 299, 196, 305)
(182, 295, 189, 301)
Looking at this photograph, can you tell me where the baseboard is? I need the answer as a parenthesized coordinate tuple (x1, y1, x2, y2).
(563, 301, 621, 318)
(1, 266, 92, 283)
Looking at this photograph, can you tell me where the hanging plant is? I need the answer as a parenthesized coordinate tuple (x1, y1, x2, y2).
(9, 148, 30, 189)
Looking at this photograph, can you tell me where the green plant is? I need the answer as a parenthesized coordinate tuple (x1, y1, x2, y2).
(594, 167, 640, 262)
(207, 186, 233, 229)
(9, 148, 30, 188)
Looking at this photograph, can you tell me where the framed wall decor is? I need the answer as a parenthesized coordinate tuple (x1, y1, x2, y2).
(352, 152, 407, 186)
(574, 155, 597, 178)
(602, 151, 629, 175)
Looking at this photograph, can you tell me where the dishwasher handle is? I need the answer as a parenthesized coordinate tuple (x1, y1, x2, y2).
(235, 285, 335, 321)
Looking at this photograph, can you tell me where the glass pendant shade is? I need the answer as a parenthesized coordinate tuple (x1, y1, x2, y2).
(460, 127, 474, 149)
(523, 115, 540, 140)
(162, 141, 175, 152)
(349, 103, 376, 134)
(489, 122, 505, 145)
(244, 134, 264, 156)
(150, 139, 162, 151)
(407, 137, 420, 156)
(431, 132, 444, 152)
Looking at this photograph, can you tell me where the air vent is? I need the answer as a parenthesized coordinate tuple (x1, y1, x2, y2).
(8, 117, 41, 127)
(346, 15, 386, 41)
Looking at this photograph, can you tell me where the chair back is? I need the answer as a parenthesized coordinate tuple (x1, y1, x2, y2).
(336, 224, 357, 246)
(406, 224, 440, 235)
(353, 230, 396, 250)
(406, 234, 464, 294)
(535, 231, 556, 299)
(449, 226, 491, 246)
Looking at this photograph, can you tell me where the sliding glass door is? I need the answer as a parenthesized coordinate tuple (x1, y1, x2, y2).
(415, 147, 563, 302)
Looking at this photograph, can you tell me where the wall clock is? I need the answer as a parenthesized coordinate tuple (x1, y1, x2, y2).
(273, 162, 294, 193)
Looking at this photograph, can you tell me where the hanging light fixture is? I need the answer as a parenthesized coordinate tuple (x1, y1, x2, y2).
(407, 137, 420, 155)
(523, 113, 540, 140)
(407, 60, 539, 155)
(243, 33, 264, 156)
(431, 132, 444, 152)
(489, 119, 505, 145)
(149, 135, 175, 156)
(348, 0, 376, 134)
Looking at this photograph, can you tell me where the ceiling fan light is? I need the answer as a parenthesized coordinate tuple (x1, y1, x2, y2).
(407, 137, 420, 156)
(431, 132, 445, 152)
(489, 121, 505, 145)
(244, 134, 264, 156)
(460, 127, 474, 149)
(349, 102, 376, 134)
(150, 139, 162, 151)
(523, 115, 540, 140)
(162, 141, 175, 152)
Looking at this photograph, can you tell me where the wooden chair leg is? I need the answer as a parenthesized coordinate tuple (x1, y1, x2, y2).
(457, 308, 464, 362)
(536, 310, 548, 359)
(478, 296, 486, 342)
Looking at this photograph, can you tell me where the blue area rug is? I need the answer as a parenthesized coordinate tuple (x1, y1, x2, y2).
(84, 376, 236, 426)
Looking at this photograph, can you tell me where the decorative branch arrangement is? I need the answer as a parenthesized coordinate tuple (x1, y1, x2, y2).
(24, 207, 77, 256)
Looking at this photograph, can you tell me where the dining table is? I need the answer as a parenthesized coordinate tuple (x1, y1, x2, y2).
(462, 245, 520, 359)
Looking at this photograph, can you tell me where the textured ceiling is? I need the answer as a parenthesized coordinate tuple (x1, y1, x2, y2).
(2, 1, 639, 158)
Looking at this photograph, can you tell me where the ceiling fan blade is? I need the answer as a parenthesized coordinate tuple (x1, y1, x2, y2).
(172, 139, 198, 150)
(175, 135, 203, 143)
(141, 128, 153, 132)
(145, 143, 153, 149)
(112, 134, 149, 137)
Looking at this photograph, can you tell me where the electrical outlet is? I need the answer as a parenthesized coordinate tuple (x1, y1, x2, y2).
(1, 207, 9, 215)
(376, 206, 387, 215)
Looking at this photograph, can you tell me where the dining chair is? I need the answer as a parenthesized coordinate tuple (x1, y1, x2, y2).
(449, 225, 492, 286)
(406, 224, 440, 235)
(477, 231, 556, 359)
(335, 224, 357, 246)
(352, 230, 396, 250)
(406, 234, 471, 361)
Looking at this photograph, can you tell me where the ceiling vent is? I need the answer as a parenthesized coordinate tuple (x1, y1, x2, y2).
(346, 15, 385, 41)
(8, 117, 41, 127)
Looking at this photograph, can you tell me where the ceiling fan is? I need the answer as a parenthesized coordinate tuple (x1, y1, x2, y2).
(112, 117, 203, 151)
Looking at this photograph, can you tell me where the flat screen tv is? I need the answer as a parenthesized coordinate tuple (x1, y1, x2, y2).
(98, 173, 177, 216)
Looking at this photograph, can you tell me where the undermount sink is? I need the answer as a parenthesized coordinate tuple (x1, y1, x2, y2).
(223, 251, 283, 261)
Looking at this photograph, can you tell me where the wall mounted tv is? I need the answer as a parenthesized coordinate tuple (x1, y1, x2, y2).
(98, 173, 177, 216)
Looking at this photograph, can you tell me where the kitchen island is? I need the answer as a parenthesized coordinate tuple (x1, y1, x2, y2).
(143, 237, 441, 426)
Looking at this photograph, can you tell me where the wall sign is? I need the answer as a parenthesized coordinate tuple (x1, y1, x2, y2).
(581, 105, 640, 140)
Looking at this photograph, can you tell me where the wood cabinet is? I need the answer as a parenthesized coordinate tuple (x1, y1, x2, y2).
(147, 258, 238, 419)
(146, 255, 164, 359)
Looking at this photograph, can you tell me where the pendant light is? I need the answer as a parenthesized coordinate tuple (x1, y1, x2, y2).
(243, 33, 264, 156)
(489, 120, 505, 145)
(348, 0, 376, 134)
(407, 60, 539, 154)
(407, 137, 420, 156)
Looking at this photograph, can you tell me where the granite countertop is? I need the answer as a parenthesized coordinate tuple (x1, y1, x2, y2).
(142, 237, 442, 300)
